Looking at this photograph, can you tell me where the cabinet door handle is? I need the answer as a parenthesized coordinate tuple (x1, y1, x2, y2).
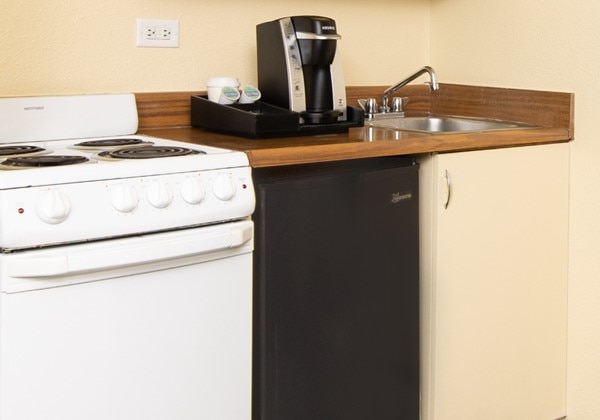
(443, 169, 451, 209)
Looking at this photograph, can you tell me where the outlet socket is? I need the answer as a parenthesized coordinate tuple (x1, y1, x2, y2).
(136, 19, 179, 48)
(157, 27, 171, 40)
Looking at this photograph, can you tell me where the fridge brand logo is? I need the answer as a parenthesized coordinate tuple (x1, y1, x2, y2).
(24, 106, 44, 111)
(391, 191, 412, 204)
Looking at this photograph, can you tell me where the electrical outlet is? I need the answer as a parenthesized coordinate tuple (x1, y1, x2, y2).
(157, 27, 171, 40)
(145, 26, 157, 40)
(136, 19, 179, 48)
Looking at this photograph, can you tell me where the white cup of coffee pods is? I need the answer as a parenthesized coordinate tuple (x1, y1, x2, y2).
(239, 85, 261, 104)
(207, 77, 240, 103)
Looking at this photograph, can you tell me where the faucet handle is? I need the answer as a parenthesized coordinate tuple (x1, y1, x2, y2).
(391, 96, 409, 113)
(364, 98, 379, 118)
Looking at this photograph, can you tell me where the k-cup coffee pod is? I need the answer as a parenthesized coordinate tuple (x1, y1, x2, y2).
(218, 86, 241, 104)
(239, 85, 261, 104)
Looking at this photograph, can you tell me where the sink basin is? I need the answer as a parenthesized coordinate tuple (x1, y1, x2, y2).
(368, 115, 534, 134)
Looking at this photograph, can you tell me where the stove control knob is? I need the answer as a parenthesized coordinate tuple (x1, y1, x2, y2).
(111, 184, 138, 213)
(213, 173, 236, 201)
(181, 176, 205, 205)
(36, 188, 71, 224)
(146, 181, 173, 209)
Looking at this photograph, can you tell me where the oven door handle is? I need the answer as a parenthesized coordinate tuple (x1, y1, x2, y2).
(7, 220, 253, 279)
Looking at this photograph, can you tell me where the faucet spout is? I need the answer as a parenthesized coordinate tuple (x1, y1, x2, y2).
(382, 66, 439, 112)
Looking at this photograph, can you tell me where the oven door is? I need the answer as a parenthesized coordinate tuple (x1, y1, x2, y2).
(0, 220, 253, 420)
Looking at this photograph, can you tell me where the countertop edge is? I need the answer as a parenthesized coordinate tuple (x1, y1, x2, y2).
(243, 128, 571, 167)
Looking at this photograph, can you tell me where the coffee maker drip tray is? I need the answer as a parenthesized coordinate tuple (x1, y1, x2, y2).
(301, 109, 342, 125)
(191, 96, 364, 139)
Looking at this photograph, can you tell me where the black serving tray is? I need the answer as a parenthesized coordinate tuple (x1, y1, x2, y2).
(190, 95, 364, 139)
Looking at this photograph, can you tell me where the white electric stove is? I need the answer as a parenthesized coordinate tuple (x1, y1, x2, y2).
(0, 94, 254, 420)
(0, 94, 254, 250)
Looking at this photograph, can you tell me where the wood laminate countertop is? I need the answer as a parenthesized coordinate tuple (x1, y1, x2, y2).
(136, 84, 574, 168)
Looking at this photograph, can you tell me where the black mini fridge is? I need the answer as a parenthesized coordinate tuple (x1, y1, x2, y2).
(252, 157, 420, 420)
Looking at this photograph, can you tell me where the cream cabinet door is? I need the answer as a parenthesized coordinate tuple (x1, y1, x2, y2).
(419, 143, 568, 420)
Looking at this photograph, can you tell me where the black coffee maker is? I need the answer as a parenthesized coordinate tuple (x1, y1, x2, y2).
(256, 16, 348, 124)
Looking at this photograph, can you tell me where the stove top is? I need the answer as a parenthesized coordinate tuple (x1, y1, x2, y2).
(0, 134, 248, 189)
(0, 94, 255, 251)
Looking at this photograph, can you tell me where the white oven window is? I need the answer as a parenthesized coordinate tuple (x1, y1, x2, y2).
(0, 221, 252, 420)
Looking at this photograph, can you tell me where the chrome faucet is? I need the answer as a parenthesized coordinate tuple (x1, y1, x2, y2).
(381, 66, 439, 113)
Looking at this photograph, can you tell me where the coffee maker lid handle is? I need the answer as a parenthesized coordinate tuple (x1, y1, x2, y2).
(295, 32, 341, 41)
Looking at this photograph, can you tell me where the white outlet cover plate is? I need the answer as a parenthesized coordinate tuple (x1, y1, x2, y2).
(136, 18, 179, 48)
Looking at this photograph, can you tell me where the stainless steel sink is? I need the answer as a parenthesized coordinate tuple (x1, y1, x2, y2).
(367, 115, 534, 134)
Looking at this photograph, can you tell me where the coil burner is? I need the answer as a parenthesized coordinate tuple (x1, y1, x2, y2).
(73, 138, 154, 150)
(0, 145, 47, 158)
(97, 145, 205, 160)
(1, 155, 89, 168)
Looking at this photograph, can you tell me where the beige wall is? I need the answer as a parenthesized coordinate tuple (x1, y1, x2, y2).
(430, 1, 600, 419)
(1, 0, 429, 96)
(4, 0, 600, 419)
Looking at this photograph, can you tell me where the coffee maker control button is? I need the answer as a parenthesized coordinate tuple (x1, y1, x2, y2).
(293, 69, 303, 94)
